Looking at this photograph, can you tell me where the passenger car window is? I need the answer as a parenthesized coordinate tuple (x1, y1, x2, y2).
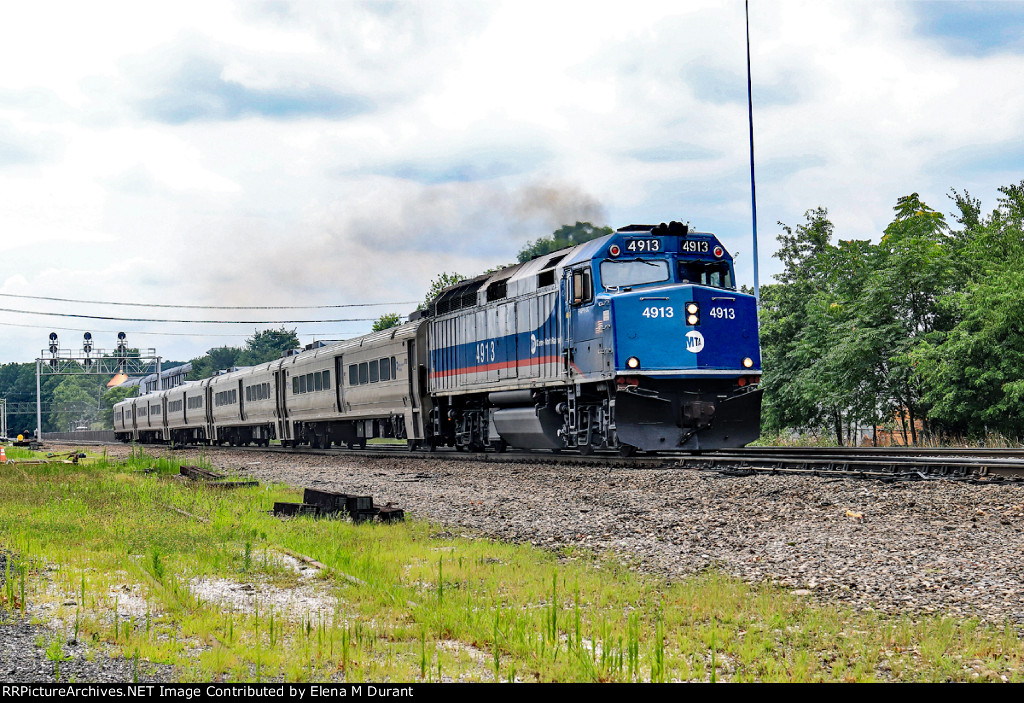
(369, 360, 379, 383)
(379, 358, 390, 381)
(358, 362, 368, 385)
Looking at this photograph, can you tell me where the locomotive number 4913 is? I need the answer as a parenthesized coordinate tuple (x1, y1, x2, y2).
(625, 238, 661, 253)
(475, 341, 496, 364)
(641, 306, 674, 318)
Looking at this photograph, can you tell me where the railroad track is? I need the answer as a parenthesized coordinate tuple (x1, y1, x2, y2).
(50, 439, 1024, 482)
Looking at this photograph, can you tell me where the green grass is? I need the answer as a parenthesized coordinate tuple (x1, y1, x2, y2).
(0, 445, 1022, 682)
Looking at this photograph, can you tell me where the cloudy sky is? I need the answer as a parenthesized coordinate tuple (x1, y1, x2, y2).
(1, 0, 1022, 365)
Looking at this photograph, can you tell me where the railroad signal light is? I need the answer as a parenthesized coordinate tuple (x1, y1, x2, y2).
(83, 332, 93, 353)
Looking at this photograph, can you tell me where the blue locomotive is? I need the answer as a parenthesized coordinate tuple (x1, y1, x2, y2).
(422, 220, 762, 454)
(115, 221, 762, 453)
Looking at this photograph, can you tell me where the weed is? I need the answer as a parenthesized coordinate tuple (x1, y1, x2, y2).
(151, 551, 165, 582)
(45, 632, 70, 682)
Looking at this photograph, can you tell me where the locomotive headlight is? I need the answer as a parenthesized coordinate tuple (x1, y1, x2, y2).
(742, 357, 754, 368)
(626, 356, 640, 369)
(685, 301, 699, 326)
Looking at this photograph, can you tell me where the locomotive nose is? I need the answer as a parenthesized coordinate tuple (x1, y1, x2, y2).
(610, 287, 760, 374)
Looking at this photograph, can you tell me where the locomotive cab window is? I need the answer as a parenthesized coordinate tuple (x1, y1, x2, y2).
(678, 261, 735, 290)
(571, 267, 593, 306)
(600, 259, 670, 289)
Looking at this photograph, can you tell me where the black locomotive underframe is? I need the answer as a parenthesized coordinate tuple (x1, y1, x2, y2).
(430, 377, 763, 454)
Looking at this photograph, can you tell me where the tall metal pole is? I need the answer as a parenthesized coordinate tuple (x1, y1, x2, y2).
(746, 0, 761, 305)
(35, 359, 42, 440)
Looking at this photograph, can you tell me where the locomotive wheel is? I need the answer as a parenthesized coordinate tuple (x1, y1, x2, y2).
(310, 431, 322, 449)
(346, 441, 355, 450)
(618, 444, 637, 457)
(578, 443, 594, 456)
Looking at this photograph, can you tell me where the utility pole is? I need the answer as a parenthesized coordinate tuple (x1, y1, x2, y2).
(746, 0, 761, 305)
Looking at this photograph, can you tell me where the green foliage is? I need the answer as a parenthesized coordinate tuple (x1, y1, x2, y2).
(762, 182, 1024, 443)
(371, 313, 403, 332)
(517, 222, 613, 263)
(50, 376, 102, 432)
(187, 328, 299, 380)
(238, 328, 300, 366)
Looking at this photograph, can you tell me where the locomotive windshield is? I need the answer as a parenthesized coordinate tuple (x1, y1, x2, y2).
(678, 261, 734, 289)
(600, 259, 670, 288)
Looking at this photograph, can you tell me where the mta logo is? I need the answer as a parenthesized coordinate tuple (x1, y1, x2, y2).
(685, 331, 705, 353)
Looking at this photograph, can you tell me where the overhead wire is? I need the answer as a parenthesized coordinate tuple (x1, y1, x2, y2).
(0, 307, 382, 324)
(0, 292, 418, 310)
(0, 321, 364, 339)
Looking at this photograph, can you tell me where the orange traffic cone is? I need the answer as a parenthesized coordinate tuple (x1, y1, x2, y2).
(0, 446, 7, 463)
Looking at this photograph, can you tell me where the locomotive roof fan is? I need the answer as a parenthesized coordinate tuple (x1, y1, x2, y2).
(649, 221, 689, 236)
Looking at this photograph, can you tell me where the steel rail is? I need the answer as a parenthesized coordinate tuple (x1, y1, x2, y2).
(51, 439, 1024, 481)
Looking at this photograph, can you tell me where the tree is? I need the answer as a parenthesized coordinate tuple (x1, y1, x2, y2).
(372, 313, 403, 332)
(516, 222, 613, 263)
(237, 328, 300, 366)
(187, 346, 240, 381)
(186, 328, 299, 380)
(50, 376, 103, 432)
(912, 182, 1024, 437)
